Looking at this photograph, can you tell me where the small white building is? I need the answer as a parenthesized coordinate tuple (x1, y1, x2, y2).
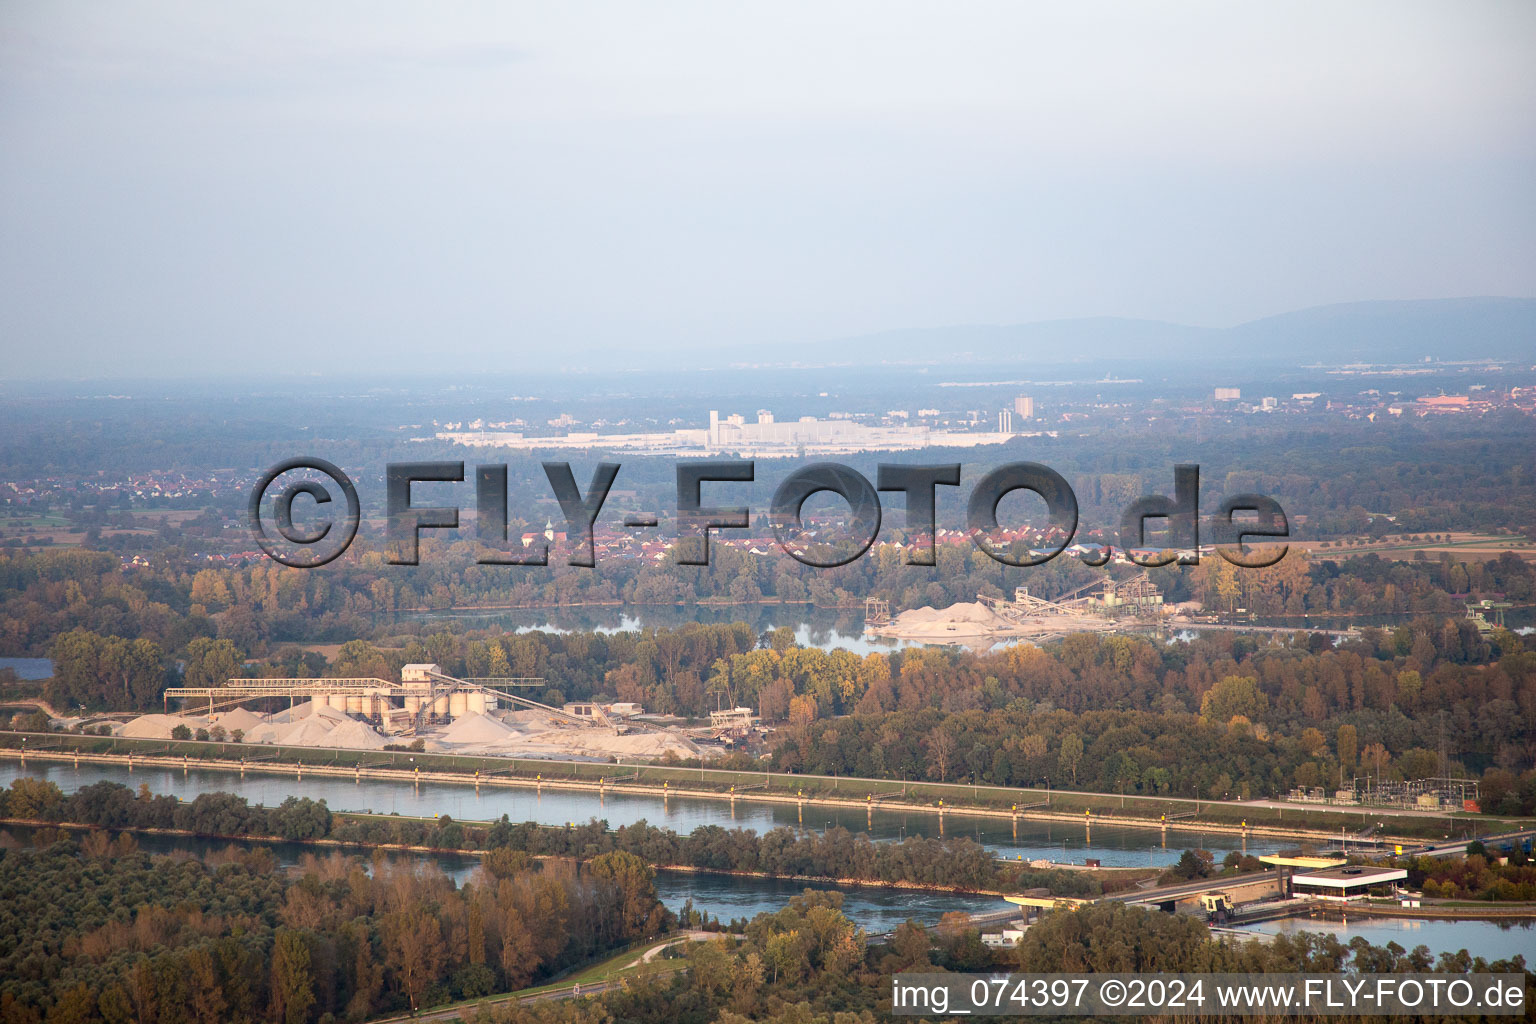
(981, 928, 1026, 948)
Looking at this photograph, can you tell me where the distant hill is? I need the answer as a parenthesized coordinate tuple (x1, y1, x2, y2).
(810, 297, 1536, 367)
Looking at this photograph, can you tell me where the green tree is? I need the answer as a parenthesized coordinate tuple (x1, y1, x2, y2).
(1057, 732, 1084, 785)
(182, 637, 242, 689)
(270, 929, 315, 1024)
(764, 930, 808, 984)
(6, 777, 63, 819)
(1199, 675, 1269, 722)
(588, 850, 659, 941)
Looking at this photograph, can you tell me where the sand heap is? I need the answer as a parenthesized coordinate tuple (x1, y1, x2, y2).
(212, 708, 265, 734)
(253, 716, 337, 746)
(325, 718, 389, 750)
(270, 700, 350, 724)
(412, 708, 704, 761)
(123, 700, 700, 762)
(883, 601, 1014, 638)
(124, 699, 388, 749)
(437, 712, 519, 747)
(240, 702, 386, 748)
(120, 713, 206, 739)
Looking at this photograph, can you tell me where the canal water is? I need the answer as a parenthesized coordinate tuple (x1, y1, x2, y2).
(0, 761, 1281, 868)
(5, 762, 1530, 961)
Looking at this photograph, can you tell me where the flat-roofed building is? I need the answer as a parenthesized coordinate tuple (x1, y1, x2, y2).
(1291, 865, 1407, 902)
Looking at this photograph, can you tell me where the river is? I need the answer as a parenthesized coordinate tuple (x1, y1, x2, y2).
(3, 762, 1530, 961)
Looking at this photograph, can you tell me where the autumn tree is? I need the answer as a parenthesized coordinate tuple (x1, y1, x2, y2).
(587, 850, 661, 942)
(926, 727, 956, 782)
(384, 907, 446, 1011)
(1336, 724, 1359, 777)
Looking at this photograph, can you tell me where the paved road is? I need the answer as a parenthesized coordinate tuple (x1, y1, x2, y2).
(1414, 828, 1536, 859)
(1102, 870, 1282, 905)
(1233, 798, 1463, 821)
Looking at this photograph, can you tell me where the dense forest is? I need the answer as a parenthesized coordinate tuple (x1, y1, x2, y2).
(0, 827, 666, 1024)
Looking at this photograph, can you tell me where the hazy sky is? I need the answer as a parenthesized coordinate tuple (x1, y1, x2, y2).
(2, 1, 1533, 378)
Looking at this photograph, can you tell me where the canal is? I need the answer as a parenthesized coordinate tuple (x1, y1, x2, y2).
(0, 760, 1283, 868)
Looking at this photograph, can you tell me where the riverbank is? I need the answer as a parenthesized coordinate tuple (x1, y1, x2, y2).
(1, 742, 1425, 847)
